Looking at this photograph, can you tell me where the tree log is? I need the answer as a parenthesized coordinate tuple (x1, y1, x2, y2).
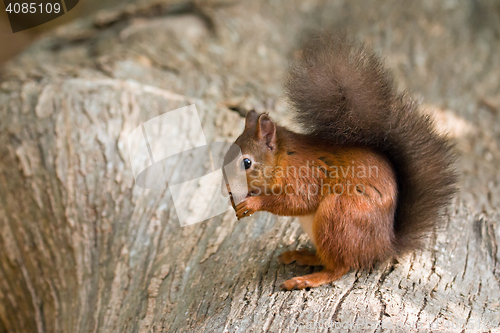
(1, 0, 500, 332)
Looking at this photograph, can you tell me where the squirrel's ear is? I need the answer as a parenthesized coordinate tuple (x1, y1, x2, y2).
(244, 110, 259, 129)
(256, 114, 276, 150)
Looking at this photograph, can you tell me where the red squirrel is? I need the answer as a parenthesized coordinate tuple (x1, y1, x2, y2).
(222, 33, 457, 290)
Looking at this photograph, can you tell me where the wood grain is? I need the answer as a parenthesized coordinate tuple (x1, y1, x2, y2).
(0, 0, 499, 332)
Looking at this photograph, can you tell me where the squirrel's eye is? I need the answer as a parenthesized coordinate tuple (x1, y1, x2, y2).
(242, 158, 252, 170)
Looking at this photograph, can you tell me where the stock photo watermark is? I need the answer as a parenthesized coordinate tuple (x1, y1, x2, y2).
(3, 0, 80, 32)
(127, 104, 248, 226)
(289, 317, 488, 331)
(241, 161, 380, 197)
(127, 105, 383, 227)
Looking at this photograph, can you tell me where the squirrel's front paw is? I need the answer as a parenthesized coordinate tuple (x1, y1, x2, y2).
(235, 196, 261, 220)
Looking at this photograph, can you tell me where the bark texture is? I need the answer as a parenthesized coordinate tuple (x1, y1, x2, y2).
(1, 0, 500, 332)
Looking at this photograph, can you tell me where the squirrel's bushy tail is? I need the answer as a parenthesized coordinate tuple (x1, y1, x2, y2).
(285, 33, 457, 253)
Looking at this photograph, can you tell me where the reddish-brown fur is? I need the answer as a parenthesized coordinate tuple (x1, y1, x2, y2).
(227, 121, 397, 289)
(222, 33, 457, 290)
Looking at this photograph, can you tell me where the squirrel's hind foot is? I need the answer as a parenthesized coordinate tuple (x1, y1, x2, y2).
(280, 267, 349, 290)
(278, 249, 321, 266)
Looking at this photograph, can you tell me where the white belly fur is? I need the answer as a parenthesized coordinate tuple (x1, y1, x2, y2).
(298, 213, 316, 245)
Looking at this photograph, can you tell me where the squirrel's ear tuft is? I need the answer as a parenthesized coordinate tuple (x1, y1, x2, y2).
(245, 110, 259, 129)
(257, 114, 276, 150)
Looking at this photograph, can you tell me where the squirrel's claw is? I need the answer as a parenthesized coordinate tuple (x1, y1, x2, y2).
(235, 196, 260, 220)
(280, 277, 310, 290)
(280, 270, 345, 291)
(235, 202, 254, 220)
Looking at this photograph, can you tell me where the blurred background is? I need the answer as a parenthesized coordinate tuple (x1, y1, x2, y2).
(0, 0, 141, 65)
(1, 1, 500, 332)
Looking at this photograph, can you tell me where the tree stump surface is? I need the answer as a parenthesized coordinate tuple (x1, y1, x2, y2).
(1, 0, 499, 332)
